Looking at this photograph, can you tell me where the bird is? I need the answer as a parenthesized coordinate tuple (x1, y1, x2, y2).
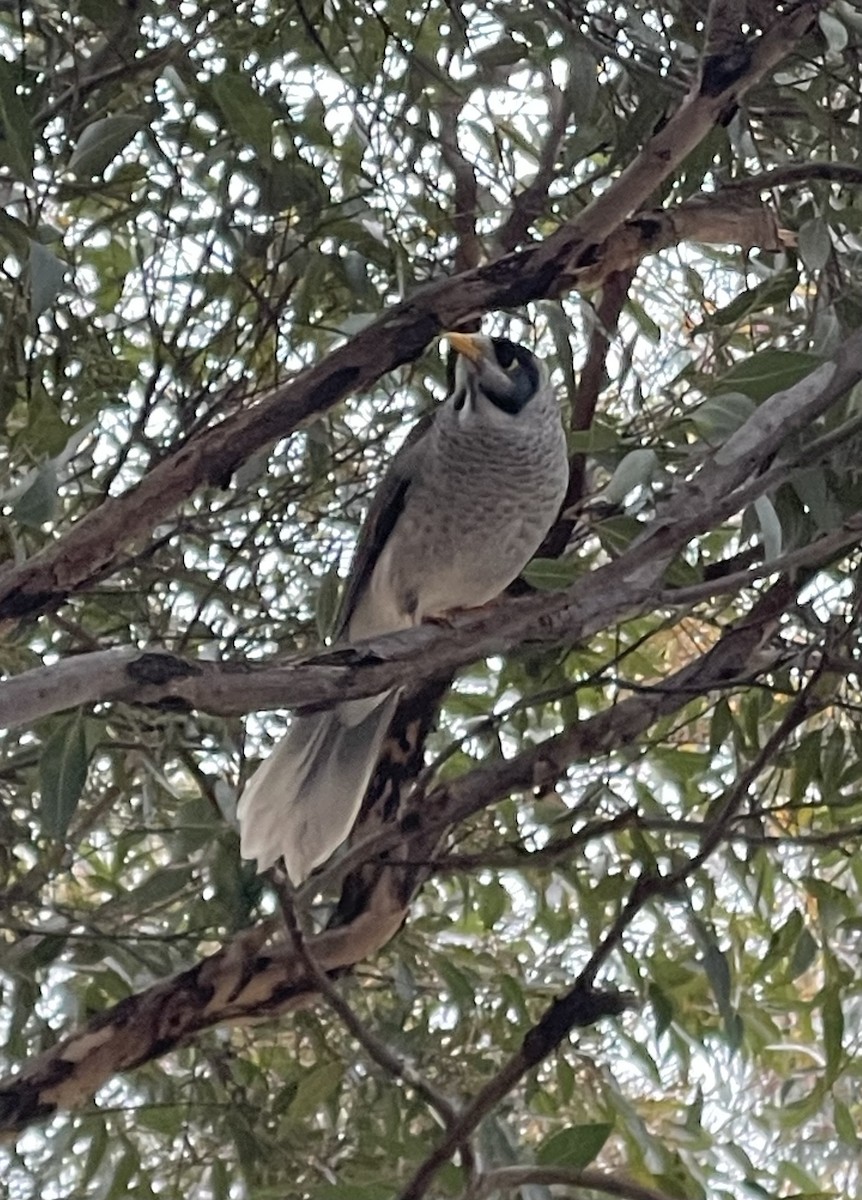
(238, 332, 569, 883)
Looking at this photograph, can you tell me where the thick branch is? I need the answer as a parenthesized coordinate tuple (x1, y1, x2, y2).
(0, 1, 818, 624)
(1, 512, 856, 733)
(0, 570, 802, 1135)
(529, 0, 818, 278)
(3, 334, 862, 731)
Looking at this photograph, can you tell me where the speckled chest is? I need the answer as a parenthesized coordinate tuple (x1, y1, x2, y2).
(384, 397, 567, 616)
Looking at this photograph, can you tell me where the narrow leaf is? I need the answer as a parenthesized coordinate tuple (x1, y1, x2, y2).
(39, 711, 90, 839)
(0, 61, 33, 183)
(798, 218, 832, 272)
(287, 1061, 343, 1120)
(536, 1122, 613, 1169)
(706, 272, 797, 328)
(692, 392, 756, 442)
(28, 241, 66, 317)
(753, 494, 782, 562)
(521, 555, 581, 590)
(211, 71, 273, 163)
(713, 351, 821, 402)
(598, 448, 659, 505)
(821, 982, 844, 1086)
(68, 115, 144, 178)
(12, 460, 58, 527)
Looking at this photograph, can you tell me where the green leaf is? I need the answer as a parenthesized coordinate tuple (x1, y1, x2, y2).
(821, 982, 844, 1086)
(106, 1145, 139, 1200)
(790, 731, 821, 804)
(478, 878, 508, 928)
(797, 219, 832, 273)
(68, 115, 145, 178)
(0, 60, 34, 183)
(0, 208, 31, 254)
(595, 515, 643, 556)
(125, 865, 191, 911)
(706, 272, 797, 328)
(39, 711, 90, 839)
(315, 565, 343, 638)
(691, 918, 733, 1029)
(833, 1096, 858, 1147)
(568, 422, 619, 454)
(287, 1061, 343, 1120)
(80, 1125, 109, 1188)
(692, 392, 756, 442)
(598, 448, 659, 505)
(12, 460, 58, 527)
(521, 555, 581, 590)
(211, 71, 273, 163)
(649, 983, 674, 1038)
(536, 1122, 613, 1169)
(758, 909, 803, 977)
(28, 240, 66, 317)
(713, 351, 822, 402)
(753, 494, 782, 562)
(709, 697, 733, 752)
(474, 37, 527, 71)
(316, 1187, 392, 1200)
(818, 10, 848, 56)
(626, 296, 661, 343)
(788, 927, 818, 980)
(137, 1104, 183, 1136)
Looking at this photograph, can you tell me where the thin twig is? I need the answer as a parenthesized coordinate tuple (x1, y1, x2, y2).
(272, 875, 469, 1162)
(496, 85, 573, 253)
(397, 667, 821, 1200)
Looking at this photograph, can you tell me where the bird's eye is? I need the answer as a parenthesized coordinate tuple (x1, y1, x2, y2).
(493, 339, 518, 371)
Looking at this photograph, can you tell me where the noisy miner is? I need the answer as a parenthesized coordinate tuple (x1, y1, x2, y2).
(238, 332, 569, 883)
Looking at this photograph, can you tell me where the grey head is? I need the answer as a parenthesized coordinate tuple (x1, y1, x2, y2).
(446, 332, 546, 417)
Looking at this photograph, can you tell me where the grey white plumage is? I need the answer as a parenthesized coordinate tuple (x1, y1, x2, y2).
(238, 332, 569, 883)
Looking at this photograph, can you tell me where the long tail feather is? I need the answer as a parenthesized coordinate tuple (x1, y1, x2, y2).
(237, 692, 398, 883)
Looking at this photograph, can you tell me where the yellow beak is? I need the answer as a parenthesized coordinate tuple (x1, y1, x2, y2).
(444, 332, 485, 364)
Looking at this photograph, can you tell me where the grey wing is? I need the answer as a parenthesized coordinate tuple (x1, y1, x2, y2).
(334, 409, 436, 637)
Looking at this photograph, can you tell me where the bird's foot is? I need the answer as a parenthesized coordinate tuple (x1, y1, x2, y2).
(422, 599, 499, 628)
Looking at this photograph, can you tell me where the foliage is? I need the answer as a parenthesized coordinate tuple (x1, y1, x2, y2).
(2, 2, 862, 1199)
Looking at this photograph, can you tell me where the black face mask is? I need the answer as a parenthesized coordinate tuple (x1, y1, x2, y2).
(484, 338, 540, 414)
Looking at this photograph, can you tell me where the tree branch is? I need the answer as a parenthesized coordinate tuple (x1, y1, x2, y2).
(3, 336, 861, 732)
(0, 1, 829, 1144)
(717, 160, 862, 193)
(397, 675, 822, 1200)
(274, 879, 465, 1147)
(0, 0, 818, 624)
(542, 265, 638, 558)
(439, 100, 482, 275)
(469, 1165, 677, 1200)
(0, 568, 803, 1137)
(496, 84, 572, 254)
